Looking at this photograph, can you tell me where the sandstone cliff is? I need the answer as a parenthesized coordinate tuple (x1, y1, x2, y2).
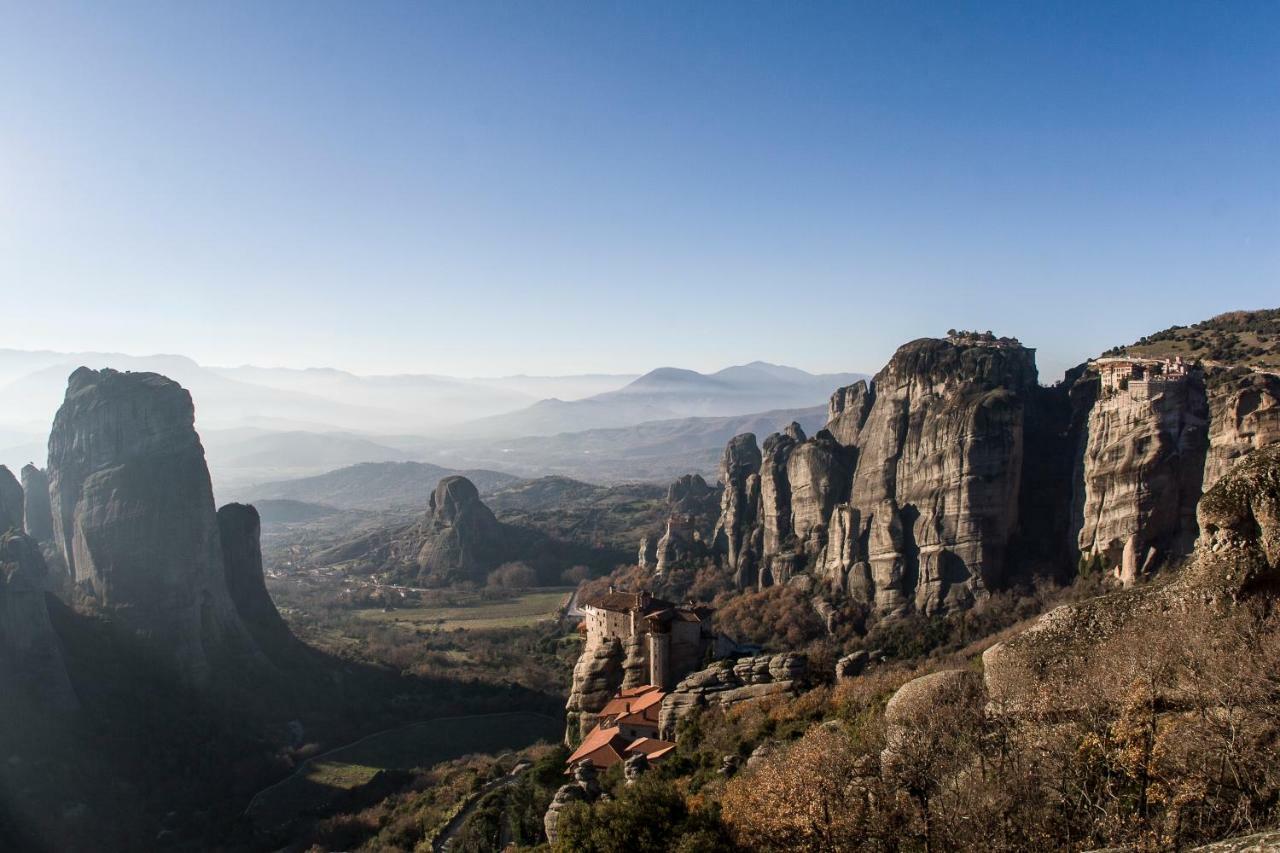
(20, 464, 54, 542)
(1072, 370, 1208, 584)
(709, 330, 1280, 616)
(563, 637, 625, 744)
(218, 502, 307, 667)
(713, 335, 1037, 616)
(47, 367, 262, 683)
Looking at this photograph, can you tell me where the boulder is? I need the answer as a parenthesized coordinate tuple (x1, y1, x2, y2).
(835, 650, 869, 680)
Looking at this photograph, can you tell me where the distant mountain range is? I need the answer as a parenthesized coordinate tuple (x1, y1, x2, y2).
(460, 362, 865, 438)
(0, 348, 865, 489)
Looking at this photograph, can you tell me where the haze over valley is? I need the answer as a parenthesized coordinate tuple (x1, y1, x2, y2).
(3, 3, 1278, 852)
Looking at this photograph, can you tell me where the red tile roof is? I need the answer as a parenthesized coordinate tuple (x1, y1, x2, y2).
(625, 737, 677, 761)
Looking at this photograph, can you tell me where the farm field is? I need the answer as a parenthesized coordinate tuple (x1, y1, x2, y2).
(353, 587, 575, 631)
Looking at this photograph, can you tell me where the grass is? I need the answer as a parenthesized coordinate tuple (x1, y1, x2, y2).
(354, 587, 574, 631)
(248, 711, 563, 829)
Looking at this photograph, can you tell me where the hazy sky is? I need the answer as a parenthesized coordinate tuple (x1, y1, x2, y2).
(2, 2, 1276, 382)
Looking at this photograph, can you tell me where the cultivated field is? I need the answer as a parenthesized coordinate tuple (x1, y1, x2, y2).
(353, 587, 574, 631)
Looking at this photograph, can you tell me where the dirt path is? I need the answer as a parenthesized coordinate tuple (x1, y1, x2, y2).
(431, 763, 530, 853)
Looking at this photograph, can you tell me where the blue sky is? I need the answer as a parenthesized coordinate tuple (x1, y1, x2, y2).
(1, 1, 1276, 381)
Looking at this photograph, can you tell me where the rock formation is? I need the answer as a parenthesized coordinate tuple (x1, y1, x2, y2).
(217, 503, 305, 667)
(0, 531, 77, 713)
(0, 465, 23, 533)
(713, 335, 1038, 615)
(543, 760, 601, 846)
(712, 433, 763, 589)
(397, 476, 506, 586)
(658, 652, 807, 739)
(637, 536, 656, 570)
(984, 444, 1280, 709)
(1073, 369, 1208, 584)
(709, 331, 1280, 617)
(46, 367, 262, 684)
(666, 473, 719, 516)
(564, 637, 625, 744)
(1202, 369, 1280, 491)
(20, 465, 53, 543)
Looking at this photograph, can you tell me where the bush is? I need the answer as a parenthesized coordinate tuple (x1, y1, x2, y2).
(487, 561, 538, 590)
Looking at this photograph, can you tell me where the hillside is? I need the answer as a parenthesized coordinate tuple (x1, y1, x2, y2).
(242, 461, 520, 510)
(1102, 308, 1280, 369)
(433, 405, 830, 483)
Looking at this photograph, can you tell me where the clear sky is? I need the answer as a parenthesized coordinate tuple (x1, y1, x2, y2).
(1, 1, 1276, 382)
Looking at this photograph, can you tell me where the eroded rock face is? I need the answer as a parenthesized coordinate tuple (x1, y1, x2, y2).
(716, 336, 1036, 616)
(20, 465, 53, 543)
(0, 532, 76, 713)
(667, 473, 719, 516)
(218, 503, 303, 666)
(407, 476, 504, 585)
(47, 367, 259, 683)
(1203, 370, 1280, 492)
(564, 637, 625, 745)
(0, 465, 23, 533)
(658, 652, 808, 739)
(712, 434, 763, 589)
(985, 445, 1280, 708)
(1074, 372, 1209, 583)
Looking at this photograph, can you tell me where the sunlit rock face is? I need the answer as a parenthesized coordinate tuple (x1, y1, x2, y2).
(1073, 370, 1209, 584)
(715, 335, 1036, 616)
(47, 367, 259, 684)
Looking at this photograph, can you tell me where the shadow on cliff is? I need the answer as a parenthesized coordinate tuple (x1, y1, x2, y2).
(0, 594, 560, 853)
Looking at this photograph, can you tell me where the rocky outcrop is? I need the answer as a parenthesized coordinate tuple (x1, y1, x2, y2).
(637, 536, 656, 570)
(1203, 369, 1280, 492)
(881, 668, 984, 780)
(666, 473, 719, 516)
(0, 531, 76, 712)
(0, 466, 22, 533)
(217, 503, 304, 667)
(1073, 370, 1209, 584)
(712, 433, 763, 589)
(47, 367, 261, 684)
(402, 476, 505, 586)
(544, 760, 601, 846)
(715, 335, 1037, 615)
(20, 465, 53, 543)
(658, 652, 807, 739)
(564, 637, 625, 744)
(985, 445, 1280, 708)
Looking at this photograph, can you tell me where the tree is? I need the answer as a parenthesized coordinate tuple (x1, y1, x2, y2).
(486, 561, 537, 590)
